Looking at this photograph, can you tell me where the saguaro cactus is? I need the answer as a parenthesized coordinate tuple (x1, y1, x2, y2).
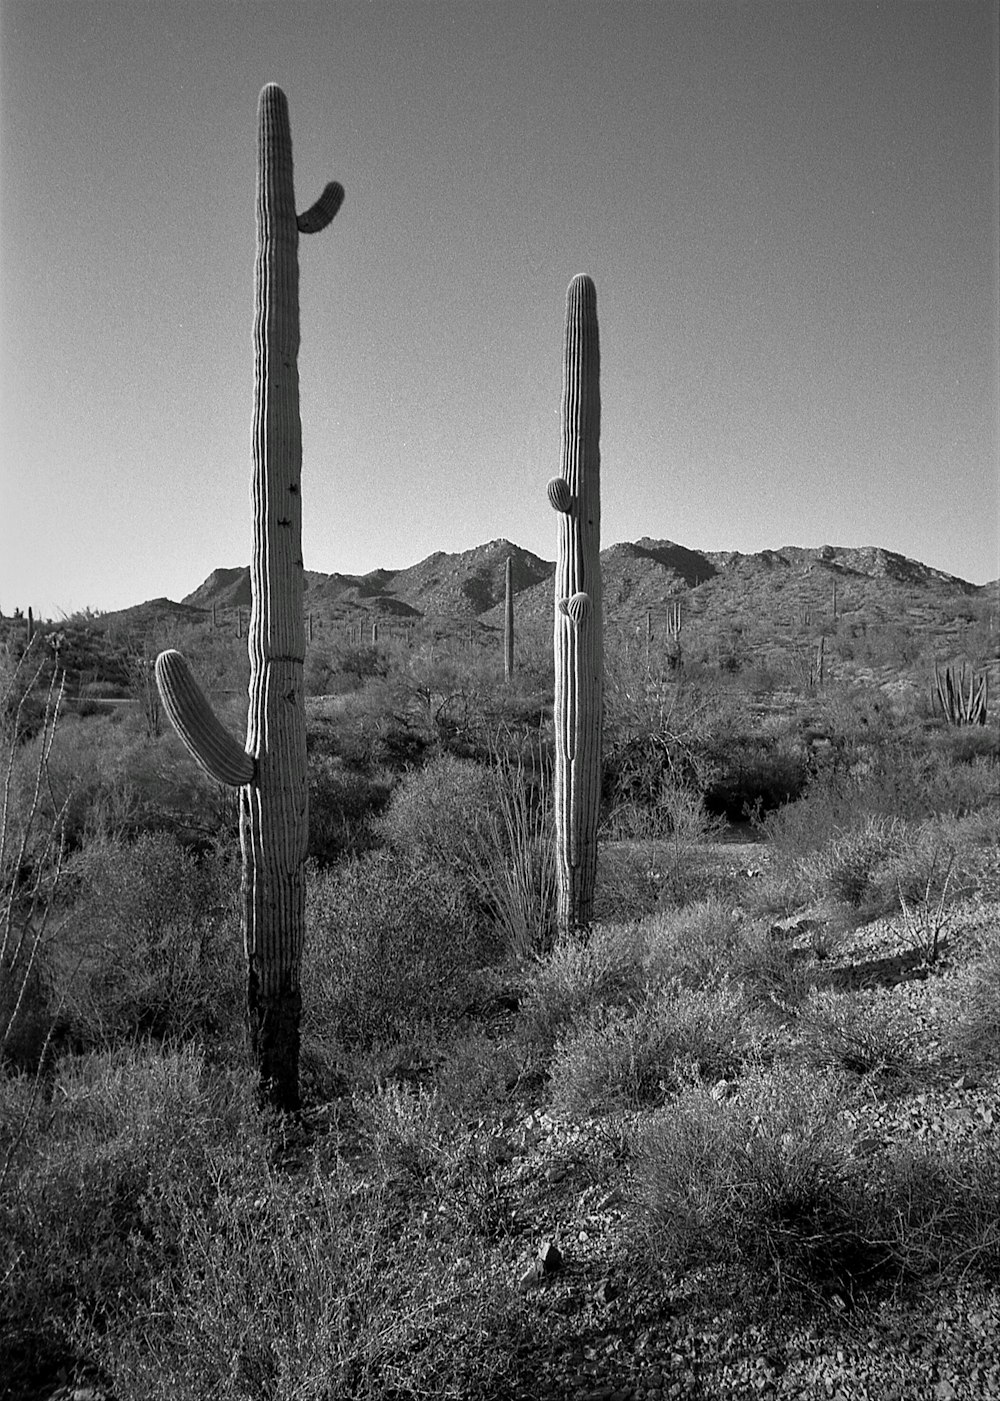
(155, 84, 343, 1110)
(547, 274, 602, 935)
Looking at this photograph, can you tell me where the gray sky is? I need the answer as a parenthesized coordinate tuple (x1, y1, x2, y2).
(2, 0, 997, 617)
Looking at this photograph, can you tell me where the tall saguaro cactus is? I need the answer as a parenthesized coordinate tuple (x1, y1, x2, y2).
(547, 274, 602, 935)
(155, 84, 343, 1110)
(504, 554, 515, 681)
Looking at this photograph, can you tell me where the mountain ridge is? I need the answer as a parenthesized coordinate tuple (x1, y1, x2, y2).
(174, 538, 986, 620)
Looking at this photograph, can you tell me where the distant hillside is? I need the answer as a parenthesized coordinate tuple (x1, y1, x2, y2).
(179, 538, 554, 623)
(84, 537, 995, 692)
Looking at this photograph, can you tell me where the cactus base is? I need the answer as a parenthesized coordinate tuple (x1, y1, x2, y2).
(248, 976, 303, 1112)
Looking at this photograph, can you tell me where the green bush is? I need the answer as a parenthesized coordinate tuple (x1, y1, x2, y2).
(376, 750, 556, 959)
(945, 939, 1000, 1066)
(307, 753, 392, 865)
(631, 1062, 879, 1297)
(58, 832, 243, 1050)
(0, 1046, 262, 1397)
(547, 978, 754, 1116)
(794, 987, 922, 1079)
(303, 851, 486, 1062)
(642, 897, 746, 990)
(517, 922, 645, 1054)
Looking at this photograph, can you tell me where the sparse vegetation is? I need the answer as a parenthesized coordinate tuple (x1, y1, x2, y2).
(2, 555, 998, 1399)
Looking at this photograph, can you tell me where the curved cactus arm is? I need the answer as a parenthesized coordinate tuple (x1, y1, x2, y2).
(297, 181, 345, 234)
(547, 477, 573, 513)
(155, 650, 255, 787)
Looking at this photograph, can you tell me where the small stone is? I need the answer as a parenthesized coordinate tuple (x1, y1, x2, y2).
(953, 1073, 979, 1091)
(546, 1164, 567, 1183)
(518, 1260, 544, 1291)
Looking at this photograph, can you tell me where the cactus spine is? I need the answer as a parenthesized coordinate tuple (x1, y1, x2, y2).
(154, 85, 342, 1110)
(504, 554, 515, 680)
(547, 275, 602, 936)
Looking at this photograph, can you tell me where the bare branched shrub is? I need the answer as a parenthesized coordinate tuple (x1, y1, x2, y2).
(1, 646, 70, 1091)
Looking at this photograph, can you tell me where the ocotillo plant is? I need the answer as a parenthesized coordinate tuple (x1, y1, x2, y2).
(547, 274, 602, 935)
(666, 597, 683, 670)
(933, 661, 988, 727)
(155, 84, 343, 1110)
(504, 554, 515, 681)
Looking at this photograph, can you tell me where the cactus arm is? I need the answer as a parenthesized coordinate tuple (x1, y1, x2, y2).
(297, 181, 345, 234)
(547, 477, 573, 513)
(154, 650, 255, 786)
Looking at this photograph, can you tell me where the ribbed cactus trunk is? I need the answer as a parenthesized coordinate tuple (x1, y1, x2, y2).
(154, 85, 342, 1110)
(504, 554, 515, 681)
(547, 275, 602, 936)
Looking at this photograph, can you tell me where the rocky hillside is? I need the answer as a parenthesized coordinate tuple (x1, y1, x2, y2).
(85, 537, 996, 691)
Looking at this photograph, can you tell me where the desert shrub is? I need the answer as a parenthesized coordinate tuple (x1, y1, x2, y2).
(306, 642, 390, 697)
(6, 708, 235, 853)
(517, 922, 645, 1054)
(58, 832, 243, 1050)
(430, 1027, 525, 1122)
(601, 683, 746, 830)
(376, 752, 495, 872)
(815, 815, 909, 906)
(0, 1046, 262, 1397)
(2, 655, 77, 1079)
(377, 749, 556, 958)
(76, 1136, 519, 1401)
(631, 1062, 880, 1297)
(594, 842, 669, 923)
(351, 1080, 448, 1187)
(307, 753, 392, 865)
(547, 978, 754, 1116)
(866, 1144, 1000, 1283)
(794, 988, 923, 1080)
(733, 919, 816, 1017)
(930, 725, 1000, 766)
(303, 851, 485, 1059)
(944, 940, 1000, 1066)
(702, 731, 809, 820)
(642, 897, 746, 990)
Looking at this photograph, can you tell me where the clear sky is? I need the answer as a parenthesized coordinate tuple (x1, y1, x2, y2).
(1, 0, 997, 618)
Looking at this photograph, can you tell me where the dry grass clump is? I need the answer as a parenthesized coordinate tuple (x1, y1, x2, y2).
(629, 1059, 1000, 1302)
(631, 1062, 876, 1298)
(793, 986, 923, 1080)
(547, 978, 757, 1116)
(2, 1044, 525, 1401)
(943, 937, 1000, 1067)
(642, 897, 748, 988)
(517, 921, 646, 1054)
